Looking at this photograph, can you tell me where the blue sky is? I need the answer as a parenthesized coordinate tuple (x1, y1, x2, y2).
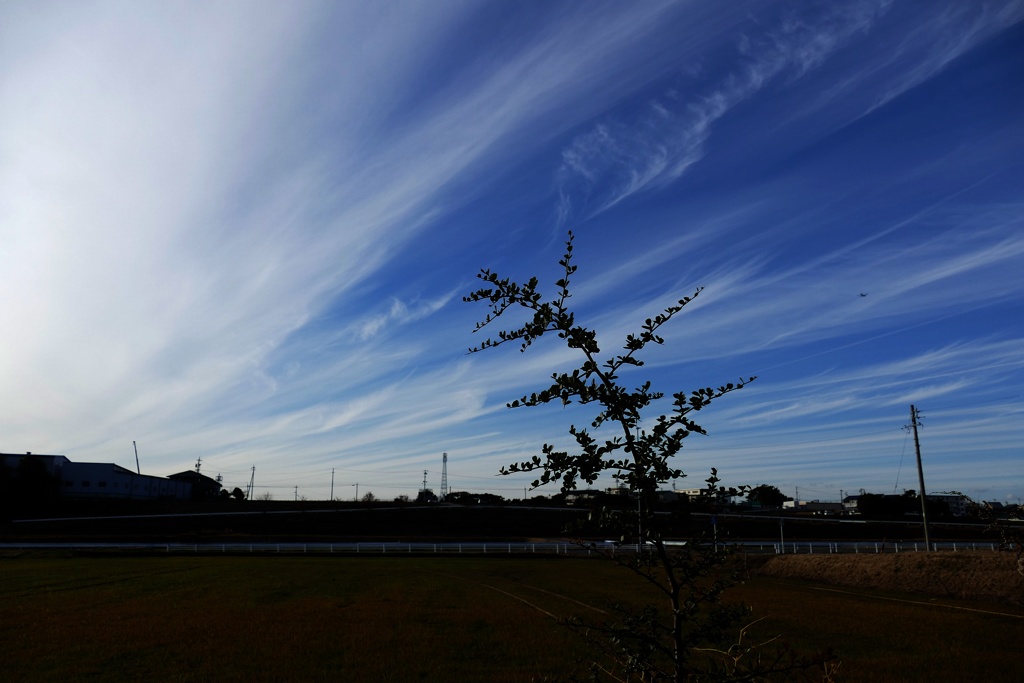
(2, 0, 1022, 504)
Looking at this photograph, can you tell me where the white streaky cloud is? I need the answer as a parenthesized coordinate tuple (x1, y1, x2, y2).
(354, 292, 457, 341)
(632, 206, 1024, 363)
(782, 0, 1024, 132)
(866, 0, 1024, 113)
(556, 0, 892, 222)
(0, 2, 1020, 503)
(700, 340, 1024, 443)
(0, 1, 686, 457)
(0, 4, 315, 432)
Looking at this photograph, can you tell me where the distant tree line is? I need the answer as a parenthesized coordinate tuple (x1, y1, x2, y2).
(856, 490, 949, 518)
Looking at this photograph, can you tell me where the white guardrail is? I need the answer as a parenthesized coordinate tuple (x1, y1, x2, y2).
(0, 540, 1004, 554)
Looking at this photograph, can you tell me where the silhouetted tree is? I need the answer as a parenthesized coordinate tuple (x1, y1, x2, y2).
(951, 491, 1024, 576)
(747, 484, 791, 509)
(443, 491, 475, 505)
(475, 492, 506, 505)
(230, 487, 246, 501)
(466, 232, 835, 682)
(857, 492, 948, 517)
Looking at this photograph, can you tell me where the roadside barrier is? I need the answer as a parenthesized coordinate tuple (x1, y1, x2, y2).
(0, 540, 1002, 555)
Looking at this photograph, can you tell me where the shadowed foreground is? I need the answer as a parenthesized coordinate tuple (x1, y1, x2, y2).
(2, 553, 1022, 682)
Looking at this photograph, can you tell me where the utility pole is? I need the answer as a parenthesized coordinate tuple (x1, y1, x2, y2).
(909, 405, 932, 551)
(294, 485, 298, 501)
(331, 468, 335, 501)
(247, 466, 255, 500)
(133, 441, 141, 475)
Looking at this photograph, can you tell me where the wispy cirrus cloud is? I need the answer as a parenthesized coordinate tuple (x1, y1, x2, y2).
(863, 0, 1024, 114)
(555, 0, 892, 223)
(0, 1, 690, 465)
(1, 1, 1020, 504)
(730, 340, 1024, 425)
(553, 0, 1024, 229)
(352, 293, 457, 342)
(677, 338, 1024, 495)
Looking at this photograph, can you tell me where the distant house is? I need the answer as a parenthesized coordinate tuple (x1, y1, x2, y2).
(168, 470, 222, 500)
(783, 500, 844, 515)
(1, 452, 192, 500)
(927, 493, 968, 517)
(564, 490, 601, 506)
(563, 487, 682, 508)
(675, 487, 740, 506)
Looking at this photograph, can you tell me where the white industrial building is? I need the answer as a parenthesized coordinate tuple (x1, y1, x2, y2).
(1, 452, 192, 501)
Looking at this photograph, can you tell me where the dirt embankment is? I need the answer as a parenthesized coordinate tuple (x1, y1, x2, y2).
(756, 551, 1024, 605)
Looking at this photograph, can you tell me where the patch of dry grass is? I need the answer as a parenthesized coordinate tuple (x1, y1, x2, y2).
(756, 551, 1024, 603)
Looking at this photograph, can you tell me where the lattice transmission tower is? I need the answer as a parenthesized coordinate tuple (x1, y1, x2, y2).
(440, 452, 448, 502)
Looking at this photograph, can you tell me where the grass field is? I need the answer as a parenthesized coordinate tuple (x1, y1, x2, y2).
(2, 553, 1022, 682)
